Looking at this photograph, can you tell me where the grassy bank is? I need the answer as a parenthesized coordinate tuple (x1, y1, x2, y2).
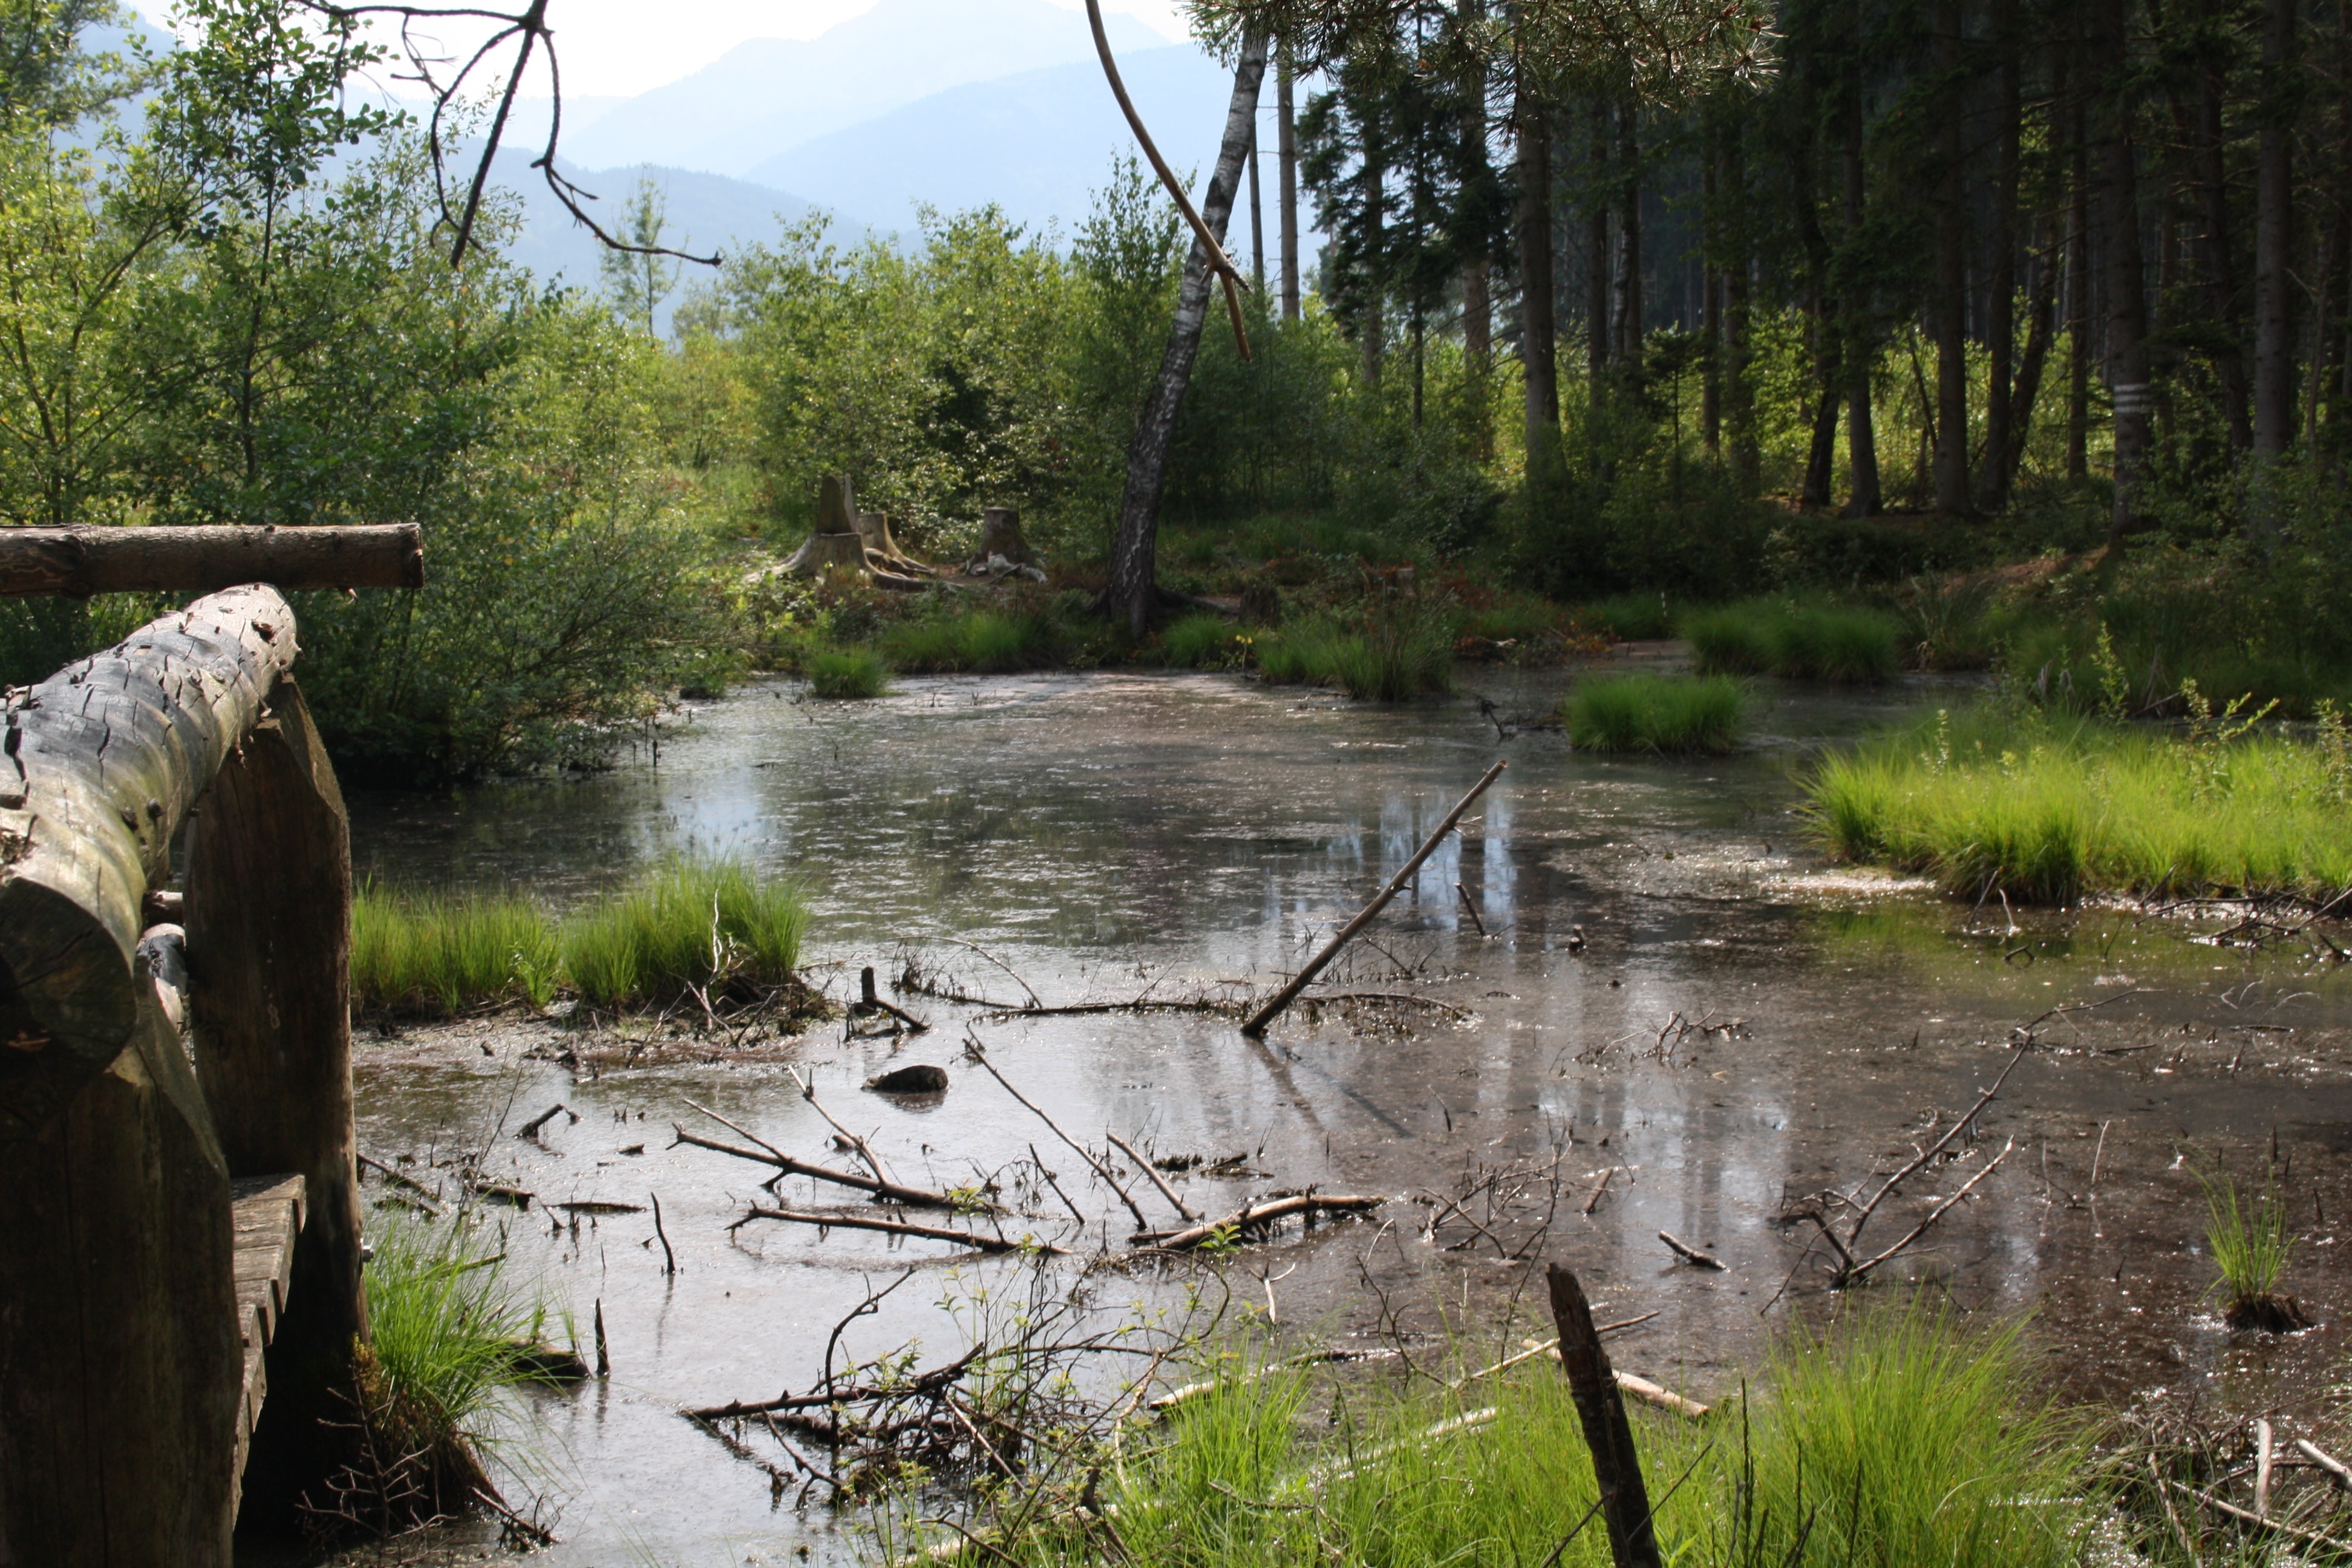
(1685, 598, 1901, 682)
(1807, 704, 2352, 903)
(351, 856, 808, 1015)
(891, 1308, 2087, 1567)
(1256, 606, 1457, 699)
(1564, 674, 1745, 754)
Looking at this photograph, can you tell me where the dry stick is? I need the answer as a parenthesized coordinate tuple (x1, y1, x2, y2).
(1584, 1167, 1620, 1215)
(2172, 1480, 2352, 1555)
(593, 1299, 609, 1378)
(1547, 1263, 1667, 1568)
(1028, 1143, 1089, 1227)
(979, 999, 1235, 1022)
(935, 935, 1043, 1010)
(652, 1192, 677, 1275)
(730, 1206, 1070, 1256)
(1082, 0, 1252, 359)
(518, 1102, 573, 1141)
(1845, 1040, 2030, 1252)
(1106, 1131, 1200, 1223)
(1447, 1313, 1662, 1390)
(359, 1152, 445, 1213)
(2256, 1419, 2276, 1520)
(788, 1068, 898, 1187)
(1455, 883, 1488, 937)
(2298, 1439, 2352, 1492)
(671, 1125, 965, 1210)
(1132, 1194, 1383, 1252)
(1306, 992, 1471, 1018)
(1659, 1231, 1727, 1270)
(965, 1040, 1152, 1230)
(1845, 1140, 2015, 1282)
(1243, 760, 1509, 1037)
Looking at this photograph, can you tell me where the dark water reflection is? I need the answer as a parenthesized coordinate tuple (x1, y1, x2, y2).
(331, 668, 2352, 1567)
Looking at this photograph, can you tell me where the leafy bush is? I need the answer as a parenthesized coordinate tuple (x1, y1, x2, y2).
(807, 647, 887, 698)
(1566, 675, 1745, 754)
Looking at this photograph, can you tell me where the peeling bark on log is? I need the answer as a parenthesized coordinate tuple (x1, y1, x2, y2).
(0, 585, 298, 1150)
(0, 524, 422, 597)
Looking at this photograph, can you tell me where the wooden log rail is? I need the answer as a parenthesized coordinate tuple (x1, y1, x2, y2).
(0, 582, 370, 1564)
(0, 523, 422, 597)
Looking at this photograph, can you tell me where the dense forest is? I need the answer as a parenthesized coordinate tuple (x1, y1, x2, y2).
(0, 0, 2346, 782)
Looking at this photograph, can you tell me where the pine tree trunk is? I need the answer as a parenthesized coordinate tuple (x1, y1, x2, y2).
(1724, 117, 1759, 491)
(1979, 0, 2022, 511)
(2252, 0, 2297, 478)
(2067, 44, 2092, 480)
(1702, 128, 1722, 454)
(1517, 85, 1561, 483)
(2195, 22, 2255, 452)
(1278, 61, 1301, 322)
(1587, 101, 1612, 382)
(1843, 74, 1883, 515)
(1933, 0, 1974, 515)
(1462, 0, 1494, 462)
(2094, 0, 2154, 540)
(1097, 32, 1270, 638)
(1614, 106, 1644, 368)
(2006, 210, 2062, 487)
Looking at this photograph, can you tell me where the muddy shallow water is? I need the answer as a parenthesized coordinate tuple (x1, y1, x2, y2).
(309, 664, 2352, 1567)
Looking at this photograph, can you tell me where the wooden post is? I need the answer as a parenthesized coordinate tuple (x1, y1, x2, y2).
(1547, 1263, 1664, 1568)
(0, 991, 242, 1567)
(186, 677, 366, 1529)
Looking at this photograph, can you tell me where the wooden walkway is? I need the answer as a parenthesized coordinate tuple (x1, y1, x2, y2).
(228, 1174, 306, 1506)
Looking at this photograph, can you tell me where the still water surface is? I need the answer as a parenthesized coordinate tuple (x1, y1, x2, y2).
(335, 667, 2352, 1566)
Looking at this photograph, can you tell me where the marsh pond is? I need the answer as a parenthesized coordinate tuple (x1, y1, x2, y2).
(328, 661, 2352, 1566)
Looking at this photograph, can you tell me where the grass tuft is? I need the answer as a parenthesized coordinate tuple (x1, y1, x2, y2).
(2200, 1168, 2307, 1332)
(351, 888, 558, 1016)
(1806, 704, 2352, 903)
(1161, 613, 1241, 668)
(1576, 591, 1677, 642)
(1255, 607, 1454, 700)
(559, 857, 808, 1008)
(807, 647, 887, 699)
(1565, 674, 1745, 754)
(1686, 599, 1900, 682)
(883, 610, 1059, 674)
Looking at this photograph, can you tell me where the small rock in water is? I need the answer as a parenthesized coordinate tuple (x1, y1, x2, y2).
(864, 1063, 949, 1095)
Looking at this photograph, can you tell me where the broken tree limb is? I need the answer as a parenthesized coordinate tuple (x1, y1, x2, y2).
(1129, 1193, 1383, 1252)
(2298, 1439, 2352, 1492)
(1243, 760, 1508, 1037)
(1107, 1131, 1199, 1223)
(0, 523, 423, 597)
(1843, 1041, 2030, 1253)
(1659, 1232, 1726, 1270)
(964, 1039, 1151, 1230)
(670, 1125, 967, 1212)
(730, 1206, 1068, 1256)
(1547, 1263, 1666, 1568)
(786, 1070, 898, 1187)
(1446, 1313, 1662, 1391)
(1842, 1139, 2014, 1284)
(2171, 1480, 2352, 1557)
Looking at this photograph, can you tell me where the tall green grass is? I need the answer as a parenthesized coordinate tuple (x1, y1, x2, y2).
(1254, 608, 1454, 700)
(560, 857, 808, 1008)
(883, 610, 1059, 673)
(807, 647, 887, 698)
(1685, 599, 1900, 682)
(351, 889, 558, 1016)
(931, 1307, 2082, 1567)
(353, 858, 808, 1013)
(2200, 1169, 2302, 1330)
(1577, 590, 1676, 642)
(1161, 612, 1242, 668)
(359, 1216, 569, 1522)
(1807, 704, 2352, 903)
(1566, 674, 1746, 754)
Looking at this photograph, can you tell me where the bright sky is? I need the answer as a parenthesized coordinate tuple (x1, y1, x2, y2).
(537, 2, 1186, 97)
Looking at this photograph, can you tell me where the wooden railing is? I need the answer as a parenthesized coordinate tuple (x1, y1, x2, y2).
(0, 526, 418, 1566)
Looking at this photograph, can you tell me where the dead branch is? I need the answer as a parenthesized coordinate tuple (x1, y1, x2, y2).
(1842, 1139, 2016, 1284)
(730, 1207, 1069, 1256)
(964, 1038, 1151, 1230)
(2172, 1480, 2352, 1556)
(2297, 1439, 2352, 1492)
(1108, 1131, 1200, 1223)
(787, 1069, 898, 1187)
(1659, 1231, 1727, 1270)
(1130, 1194, 1383, 1252)
(1243, 760, 1508, 1037)
(671, 1124, 969, 1211)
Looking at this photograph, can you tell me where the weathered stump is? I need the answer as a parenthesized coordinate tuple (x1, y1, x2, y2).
(974, 506, 1037, 567)
(1547, 1263, 1663, 1568)
(186, 678, 366, 1532)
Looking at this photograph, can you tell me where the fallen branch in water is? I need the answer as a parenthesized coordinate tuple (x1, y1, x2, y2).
(1130, 1194, 1383, 1252)
(359, 1152, 445, 1213)
(1301, 992, 1471, 1019)
(978, 998, 1238, 1022)
(1446, 1313, 1661, 1390)
(2171, 1480, 2352, 1556)
(672, 1120, 970, 1211)
(1242, 760, 1508, 1037)
(1108, 1131, 1199, 1223)
(965, 1037, 1151, 1230)
(1659, 1231, 1726, 1270)
(729, 1206, 1070, 1256)
(785, 1070, 898, 1187)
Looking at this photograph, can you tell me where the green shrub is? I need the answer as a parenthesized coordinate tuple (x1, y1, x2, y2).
(1566, 674, 1745, 754)
(807, 647, 887, 698)
(558, 857, 808, 1007)
(351, 887, 558, 1016)
(1806, 704, 2352, 903)
(1161, 613, 1241, 667)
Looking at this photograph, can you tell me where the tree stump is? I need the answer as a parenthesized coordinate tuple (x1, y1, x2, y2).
(783, 531, 871, 578)
(974, 506, 1037, 567)
(783, 476, 935, 589)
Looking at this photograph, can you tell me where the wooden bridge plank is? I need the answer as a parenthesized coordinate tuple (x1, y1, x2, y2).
(225, 1174, 305, 1515)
